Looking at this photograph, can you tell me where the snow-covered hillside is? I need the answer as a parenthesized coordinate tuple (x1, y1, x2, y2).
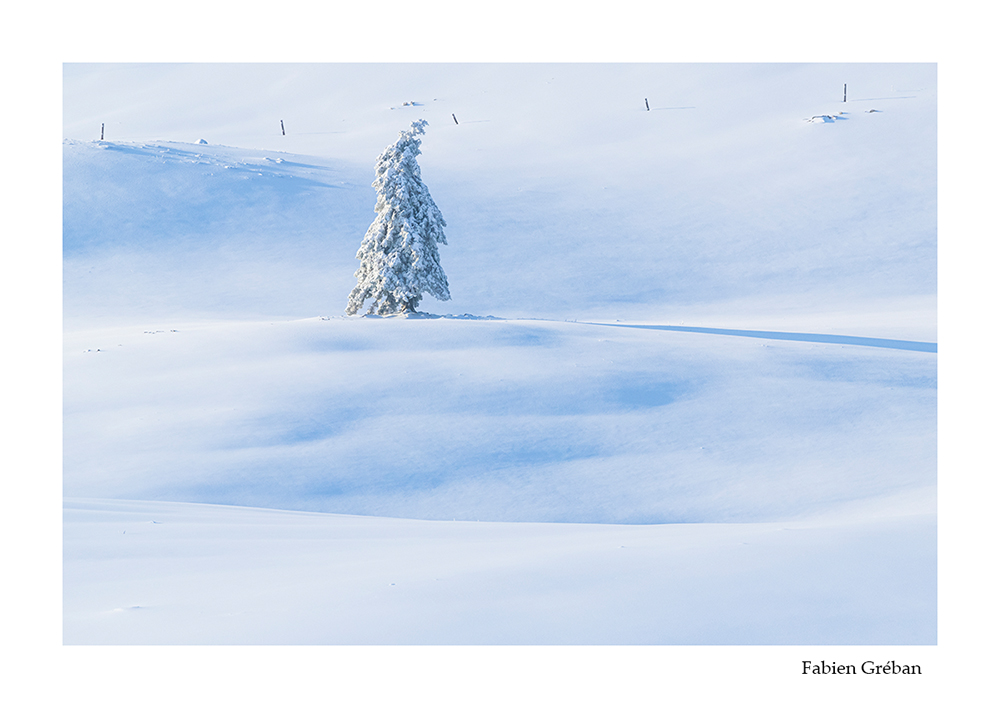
(64, 63, 936, 333)
(64, 316, 935, 525)
(63, 63, 936, 645)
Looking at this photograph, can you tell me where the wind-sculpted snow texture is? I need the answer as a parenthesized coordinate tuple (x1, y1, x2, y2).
(63, 63, 936, 644)
(64, 317, 935, 525)
(62, 140, 372, 323)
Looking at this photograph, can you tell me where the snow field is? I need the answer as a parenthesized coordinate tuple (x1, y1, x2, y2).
(64, 495, 934, 644)
(61, 63, 937, 645)
(63, 317, 935, 525)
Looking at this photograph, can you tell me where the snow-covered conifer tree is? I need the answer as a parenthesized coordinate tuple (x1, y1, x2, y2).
(346, 119, 450, 315)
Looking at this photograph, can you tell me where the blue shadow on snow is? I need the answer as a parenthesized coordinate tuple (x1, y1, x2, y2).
(583, 323, 936, 353)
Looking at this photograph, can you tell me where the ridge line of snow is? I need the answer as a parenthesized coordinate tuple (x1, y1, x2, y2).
(574, 321, 937, 352)
(326, 314, 936, 351)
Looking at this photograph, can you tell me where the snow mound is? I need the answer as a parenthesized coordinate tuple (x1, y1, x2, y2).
(363, 311, 442, 319)
(360, 312, 503, 320)
(805, 112, 848, 123)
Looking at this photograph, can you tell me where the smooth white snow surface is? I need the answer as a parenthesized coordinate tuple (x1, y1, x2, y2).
(63, 63, 936, 644)
(64, 495, 934, 645)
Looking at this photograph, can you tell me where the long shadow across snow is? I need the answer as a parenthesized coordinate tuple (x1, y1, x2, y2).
(580, 322, 937, 353)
